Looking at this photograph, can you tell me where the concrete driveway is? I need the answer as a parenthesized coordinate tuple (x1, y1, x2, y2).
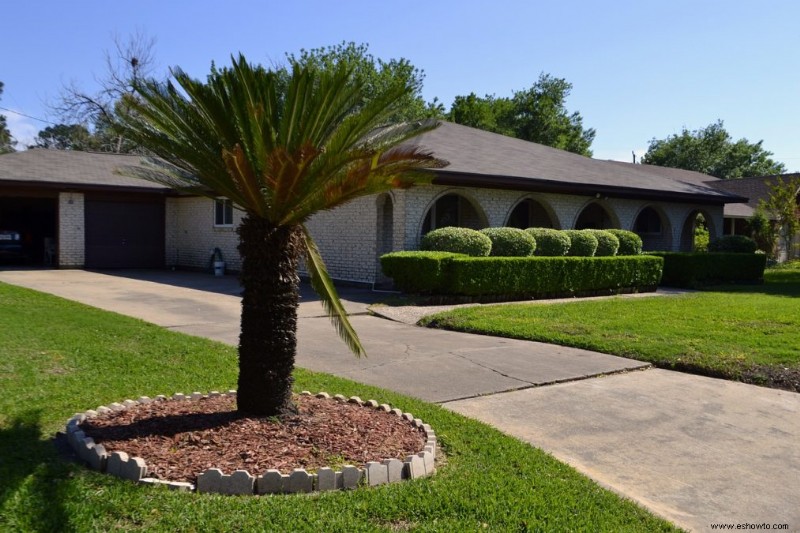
(1, 268, 798, 533)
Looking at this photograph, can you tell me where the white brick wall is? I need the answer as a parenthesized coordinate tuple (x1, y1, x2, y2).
(170, 188, 726, 285)
(170, 197, 242, 272)
(58, 192, 84, 267)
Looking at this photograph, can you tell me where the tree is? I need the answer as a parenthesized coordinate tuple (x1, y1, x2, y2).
(285, 41, 443, 122)
(448, 92, 512, 136)
(747, 210, 776, 257)
(0, 82, 16, 154)
(448, 74, 596, 156)
(759, 176, 800, 260)
(116, 55, 446, 416)
(642, 120, 785, 179)
(52, 32, 158, 153)
(33, 123, 99, 150)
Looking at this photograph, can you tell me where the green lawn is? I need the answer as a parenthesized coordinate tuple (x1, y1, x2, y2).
(0, 282, 678, 532)
(422, 262, 800, 391)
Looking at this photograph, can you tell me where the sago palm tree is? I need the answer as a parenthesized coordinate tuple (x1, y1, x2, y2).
(117, 54, 445, 416)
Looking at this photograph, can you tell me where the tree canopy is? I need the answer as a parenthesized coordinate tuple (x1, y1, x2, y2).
(33, 123, 98, 151)
(0, 82, 17, 154)
(284, 41, 444, 123)
(447, 73, 596, 156)
(641, 120, 786, 179)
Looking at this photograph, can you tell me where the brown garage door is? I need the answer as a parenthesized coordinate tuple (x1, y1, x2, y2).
(85, 195, 165, 268)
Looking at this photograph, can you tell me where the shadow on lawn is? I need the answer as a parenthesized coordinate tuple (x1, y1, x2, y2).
(0, 410, 73, 531)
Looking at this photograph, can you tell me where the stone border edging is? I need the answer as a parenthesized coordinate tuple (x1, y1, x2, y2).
(64, 390, 437, 495)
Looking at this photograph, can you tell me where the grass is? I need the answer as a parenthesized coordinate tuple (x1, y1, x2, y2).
(422, 262, 800, 389)
(0, 281, 679, 532)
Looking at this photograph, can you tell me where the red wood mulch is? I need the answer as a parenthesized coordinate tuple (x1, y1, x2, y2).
(79, 395, 426, 484)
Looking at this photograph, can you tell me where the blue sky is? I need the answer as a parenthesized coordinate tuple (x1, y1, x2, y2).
(2, 0, 799, 170)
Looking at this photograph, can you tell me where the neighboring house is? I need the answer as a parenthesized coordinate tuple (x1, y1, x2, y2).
(0, 122, 748, 284)
(708, 174, 800, 261)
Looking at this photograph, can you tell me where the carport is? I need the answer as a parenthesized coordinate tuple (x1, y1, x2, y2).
(0, 192, 57, 265)
(0, 149, 171, 268)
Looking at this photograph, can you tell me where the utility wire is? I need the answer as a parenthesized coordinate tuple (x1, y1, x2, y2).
(0, 106, 55, 124)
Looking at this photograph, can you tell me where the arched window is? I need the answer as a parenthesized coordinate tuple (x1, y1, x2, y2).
(634, 207, 662, 234)
(575, 202, 615, 229)
(421, 194, 486, 235)
(506, 198, 555, 229)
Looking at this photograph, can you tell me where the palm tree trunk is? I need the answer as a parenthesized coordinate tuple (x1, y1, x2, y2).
(236, 215, 302, 416)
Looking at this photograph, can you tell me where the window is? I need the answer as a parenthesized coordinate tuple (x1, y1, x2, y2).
(634, 207, 662, 234)
(214, 198, 233, 226)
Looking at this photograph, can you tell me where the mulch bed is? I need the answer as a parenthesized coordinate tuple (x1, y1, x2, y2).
(79, 395, 426, 484)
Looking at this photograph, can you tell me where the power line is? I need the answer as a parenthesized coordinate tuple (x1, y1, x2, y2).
(0, 106, 55, 124)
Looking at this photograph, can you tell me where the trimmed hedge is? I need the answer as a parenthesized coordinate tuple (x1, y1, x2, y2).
(444, 256, 663, 296)
(480, 227, 536, 256)
(420, 227, 492, 256)
(563, 230, 598, 257)
(584, 230, 620, 256)
(648, 252, 767, 287)
(380, 251, 663, 299)
(526, 228, 571, 256)
(606, 229, 642, 255)
(707, 235, 758, 254)
(380, 251, 465, 293)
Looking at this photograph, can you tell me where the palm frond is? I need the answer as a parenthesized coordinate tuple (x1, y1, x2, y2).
(300, 225, 365, 357)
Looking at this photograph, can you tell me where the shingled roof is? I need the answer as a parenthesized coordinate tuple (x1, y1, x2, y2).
(414, 122, 747, 205)
(2, 123, 750, 207)
(0, 149, 170, 192)
(707, 173, 800, 219)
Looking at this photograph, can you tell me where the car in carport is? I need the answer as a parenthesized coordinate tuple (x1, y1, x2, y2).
(0, 230, 27, 262)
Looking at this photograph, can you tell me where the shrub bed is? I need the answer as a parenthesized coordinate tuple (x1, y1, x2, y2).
(563, 230, 598, 257)
(707, 235, 758, 253)
(606, 229, 642, 255)
(480, 227, 536, 256)
(380, 252, 663, 300)
(420, 227, 492, 256)
(584, 230, 620, 256)
(380, 251, 465, 293)
(444, 256, 662, 297)
(648, 252, 767, 287)
(526, 228, 571, 256)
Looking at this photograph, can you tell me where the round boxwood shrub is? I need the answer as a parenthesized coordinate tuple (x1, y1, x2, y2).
(708, 235, 758, 253)
(584, 229, 620, 256)
(606, 229, 643, 255)
(526, 227, 571, 256)
(420, 226, 492, 257)
(563, 229, 598, 257)
(480, 227, 536, 256)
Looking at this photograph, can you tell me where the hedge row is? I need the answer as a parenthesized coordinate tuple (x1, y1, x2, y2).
(379, 251, 464, 293)
(380, 252, 663, 298)
(422, 226, 644, 257)
(648, 252, 767, 287)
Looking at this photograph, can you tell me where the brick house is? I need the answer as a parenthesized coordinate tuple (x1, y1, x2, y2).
(708, 174, 800, 261)
(0, 122, 748, 284)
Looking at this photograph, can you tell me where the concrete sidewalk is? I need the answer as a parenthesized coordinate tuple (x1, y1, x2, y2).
(2, 268, 798, 532)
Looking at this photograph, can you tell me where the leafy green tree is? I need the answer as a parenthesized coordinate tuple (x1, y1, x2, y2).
(33, 123, 99, 150)
(448, 74, 596, 156)
(506, 74, 596, 156)
(117, 55, 445, 416)
(448, 93, 512, 135)
(747, 210, 776, 257)
(286, 41, 443, 122)
(642, 120, 785, 179)
(759, 176, 800, 259)
(0, 82, 16, 154)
